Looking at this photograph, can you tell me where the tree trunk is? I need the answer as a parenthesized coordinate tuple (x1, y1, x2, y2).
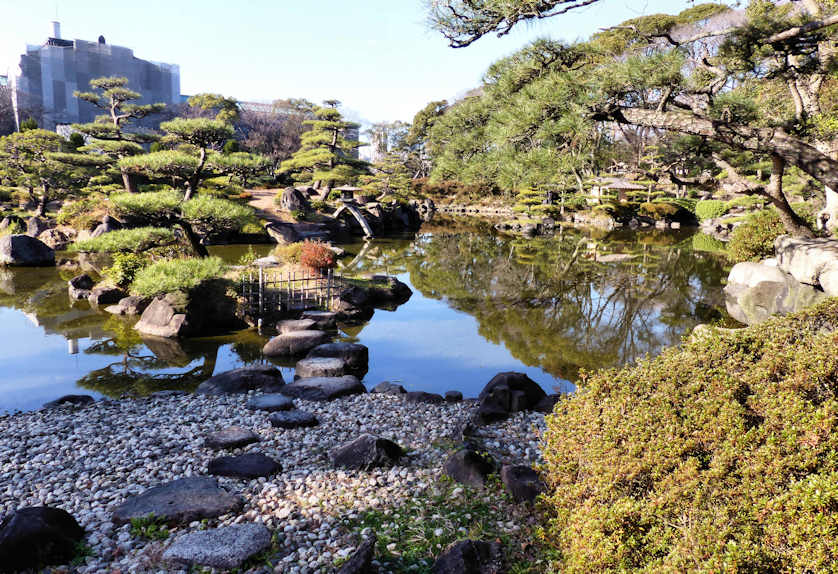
(766, 155, 814, 238)
(185, 148, 207, 202)
(121, 168, 139, 194)
(178, 220, 209, 257)
(37, 183, 49, 217)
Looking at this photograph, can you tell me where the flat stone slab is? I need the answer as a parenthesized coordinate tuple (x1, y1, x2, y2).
(280, 376, 366, 401)
(371, 381, 406, 395)
(269, 409, 319, 429)
(277, 318, 317, 334)
(195, 365, 285, 395)
(246, 394, 294, 412)
(306, 342, 368, 376)
(294, 357, 347, 379)
(330, 434, 403, 470)
(204, 426, 261, 450)
(162, 523, 272, 570)
(112, 477, 243, 525)
(300, 310, 338, 329)
(207, 453, 281, 479)
(263, 330, 331, 356)
(405, 391, 444, 404)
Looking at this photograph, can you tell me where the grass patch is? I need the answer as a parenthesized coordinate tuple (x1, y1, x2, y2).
(70, 227, 176, 253)
(129, 514, 169, 540)
(130, 256, 226, 297)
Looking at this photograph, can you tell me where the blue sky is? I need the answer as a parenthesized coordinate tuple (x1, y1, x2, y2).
(0, 0, 703, 123)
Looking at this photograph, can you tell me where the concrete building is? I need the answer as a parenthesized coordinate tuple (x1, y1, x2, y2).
(10, 22, 180, 130)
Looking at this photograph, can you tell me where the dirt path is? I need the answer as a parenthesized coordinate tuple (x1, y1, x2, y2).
(247, 188, 292, 224)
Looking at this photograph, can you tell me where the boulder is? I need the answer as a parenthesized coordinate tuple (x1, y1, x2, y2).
(330, 434, 404, 470)
(246, 393, 294, 412)
(26, 216, 50, 237)
(367, 276, 413, 307)
(500, 465, 545, 504)
(337, 534, 377, 574)
(112, 477, 243, 525)
(277, 318, 318, 334)
(195, 365, 285, 395)
(0, 235, 55, 267)
(432, 540, 504, 574)
(0, 507, 85, 572)
(162, 523, 272, 570)
(67, 274, 94, 300)
(134, 295, 189, 338)
(306, 342, 369, 377)
(134, 283, 244, 338)
(279, 187, 311, 212)
(533, 394, 561, 414)
(88, 285, 126, 306)
(335, 302, 375, 324)
(444, 391, 463, 403)
(265, 222, 300, 244)
(404, 391, 444, 404)
(300, 310, 338, 329)
(295, 357, 347, 379)
(89, 215, 122, 238)
(104, 296, 149, 316)
(474, 372, 547, 425)
(43, 394, 94, 409)
(269, 409, 320, 429)
(204, 426, 261, 450)
(443, 449, 495, 488)
(280, 376, 366, 401)
(207, 453, 281, 479)
(252, 255, 280, 267)
(775, 235, 838, 295)
(37, 228, 70, 250)
(371, 381, 406, 395)
(262, 330, 331, 357)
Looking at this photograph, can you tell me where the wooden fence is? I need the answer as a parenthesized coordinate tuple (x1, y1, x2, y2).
(239, 268, 343, 316)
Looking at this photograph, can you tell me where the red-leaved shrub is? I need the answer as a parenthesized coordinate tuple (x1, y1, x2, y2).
(299, 240, 336, 270)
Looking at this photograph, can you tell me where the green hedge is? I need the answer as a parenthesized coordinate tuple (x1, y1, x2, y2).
(70, 227, 176, 253)
(695, 199, 728, 221)
(727, 210, 785, 262)
(541, 299, 838, 572)
(130, 257, 226, 297)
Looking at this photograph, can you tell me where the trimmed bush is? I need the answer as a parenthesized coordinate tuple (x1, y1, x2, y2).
(274, 242, 302, 264)
(180, 196, 254, 232)
(111, 190, 183, 218)
(695, 199, 728, 221)
(130, 257, 226, 297)
(727, 209, 785, 262)
(70, 227, 176, 253)
(104, 253, 149, 287)
(299, 240, 336, 270)
(541, 299, 838, 572)
(638, 201, 679, 219)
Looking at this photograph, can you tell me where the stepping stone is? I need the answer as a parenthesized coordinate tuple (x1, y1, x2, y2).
(43, 394, 94, 409)
(269, 409, 319, 429)
(277, 318, 317, 334)
(204, 426, 261, 450)
(112, 477, 243, 525)
(371, 381, 406, 395)
(300, 310, 338, 329)
(404, 391, 444, 404)
(280, 376, 365, 402)
(306, 342, 368, 377)
(294, 357, 347, 379)
(443, 449, 496, 488)
(262, 330, 330, 357)
(207, 453, 281, 479)
(246, 394, 294, 412)
(162, 523, 272, 570)
(330, 434, 403, 470)
(195, 365, 285, 395)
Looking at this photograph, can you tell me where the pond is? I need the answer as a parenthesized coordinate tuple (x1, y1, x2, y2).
(0, 220, 732, 412)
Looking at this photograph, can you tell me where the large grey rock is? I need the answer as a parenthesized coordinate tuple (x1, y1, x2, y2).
(134, 295, 189, 338)
(306, 342, 368, 377)
(443, 449, 495, 488)
(162, 524, 271, 570)
(0, 506, 85, 572)
(196, 365, 285, 395)
(371, 381, 406, 395)
(474, 372, 547, 425)
(280, 375, 365, 401)
(329, 434, 403, 470)
(88, 285, 126, 306)
(0, 235, 55, 267)
(68, 274, 94, 300)
(43, 394, 94, 408)
(277, 318, 317, 334)
(432, 540, 503, 574)
(104, 296, 149, 316)
(300, 310, 338, 329)
(724, 261, 826, 325)
(444, 391, 463, 403)
(337, 534, 377, 574)
(204, 426, 261, 450)
(37, 228, 70, 250)
(112, 477, 243, 525)
(404, 391, 444, 404)
(26, 216, 50, 237)
(269, 409, 319, 429)
(207, 453, 281, 479)
(90, 215, 122, 238)
(262, 330, 330, 356)
(500, 465, 545, 504)
(775, 235, 838, 295)
(279, 187, 310, 212)
(246, 393, 294, 412)
(294, 357, 347, 379)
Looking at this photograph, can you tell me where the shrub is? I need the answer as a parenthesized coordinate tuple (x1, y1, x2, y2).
(638, 201, 679, 219)
(130, 256, 226, 297)
(70, 227, 176, 253)
(104, 253, 149, 287)
(290, 209, 306, 221)
(274, 242, 302, 264)
(0, 220, 24, 237)
(180, 196, 254, 231)
(310, 200, 328, 212)
(695, 199, 728, 221)
(111, 190, 183, 218)
(56, 196, 105, 230)
(0, 186, 15, 202)
(690, 232, 727, 255)
(727, 209, 785, 261)
(541, 299, 838, 573)
(299, 240, 335, 270)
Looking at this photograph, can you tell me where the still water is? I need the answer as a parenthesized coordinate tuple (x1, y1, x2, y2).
(0, 221, 731, 412)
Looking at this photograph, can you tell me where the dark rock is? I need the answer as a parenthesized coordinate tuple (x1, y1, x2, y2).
(89, 215, 122, 238)
(134, 283, 243, 338)
(279, 187, 311, 212)
(269, 409, 319, 429)
(0, 507, 85, 572)
(444, 391, 463, 403)
(205, 426, 261, 450)
(112, 477, 243, 525)
(367, 276, 413, 307)
(68, 274, 94, 300)
(500, 465, 545, 504)
(295, 357, 346, 379)
(162, 524, 272, 570)
(0, 235, 55, 267)
(338, 286, 371, 308)
(474, 372, 547, 425)
(207, 453, 281, 479)
(149, 390, 188, 399)
(277, 318, 317, 334)
(26, 216, 50, 237)
(404, 391, 444, 404)
(432, 540, 503, 574)
(301, 310, 338, 329)
(371, 381, 406, 395)
(88, 285, 126, 306)
(280, 376, 365, 402)
(265, 222, 300, 244)
(443, 449, 495, 488)
(37, 228, 70, 250)
(306, 342, 369, 377)
(134, 295, 189, 338)
(104, 296, 149, 316)
(43, 394, 94, 409)
(246, 393, 294, 412)
(196, 365, 285, 395)
(533, 393, 561, 414)
(335, 302, 375, 324)
(337, 534, 377, 574)
(330, 434, 404, 470)
(262, 330, 331, 356)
